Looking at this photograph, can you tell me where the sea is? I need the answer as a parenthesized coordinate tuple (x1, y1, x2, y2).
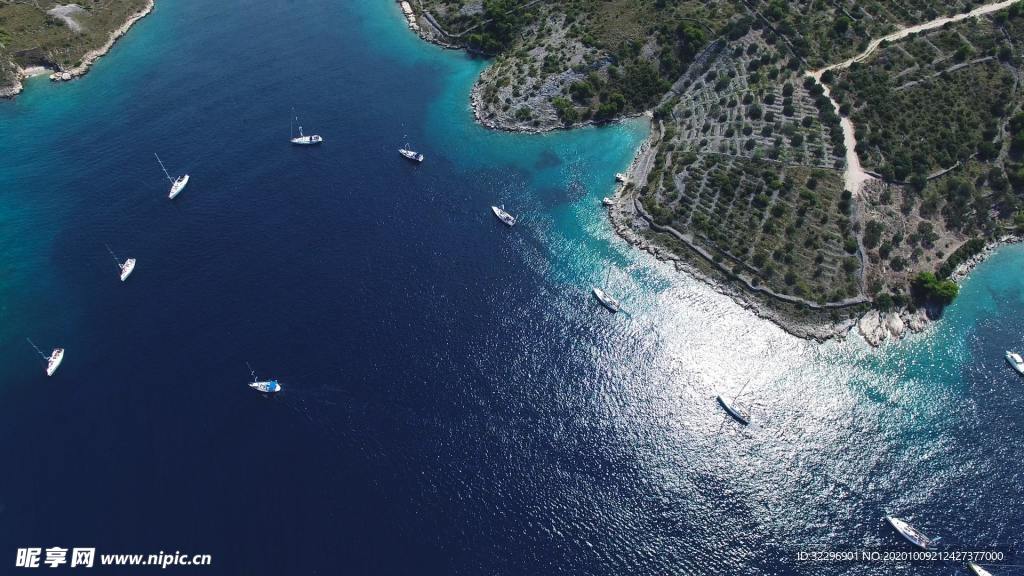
(0, 1, 1021, 574)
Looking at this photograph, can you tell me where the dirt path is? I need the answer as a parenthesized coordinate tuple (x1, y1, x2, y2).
(806, 0, 1021, 196)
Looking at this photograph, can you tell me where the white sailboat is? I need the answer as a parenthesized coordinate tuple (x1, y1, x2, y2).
(717, 377, 754, 425)
(106, 244, 136, 282)
(1005, 350, 1024, 376)
(592, 268, 620, 312)
(885, 516, 934, 550)
(27, 338, 63, 377)
(247, 363, 281, 394)
(399, 144, 424, 162)
(290, 112, 323, 145)
(491, 205, 516, 226)
(968, 562, 994, 576)
(155, 153, 189, 199)
(716, 395, 750, 425)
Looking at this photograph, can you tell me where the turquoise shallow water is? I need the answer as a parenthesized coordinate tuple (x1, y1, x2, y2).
(0, 1, 1022, 574)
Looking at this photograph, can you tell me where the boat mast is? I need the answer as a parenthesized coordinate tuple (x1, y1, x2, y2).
(25, 338, 48, 360)
(154, 153, 173, 183)
(246, 361, 258, 383)
(104, 243, 122, 267)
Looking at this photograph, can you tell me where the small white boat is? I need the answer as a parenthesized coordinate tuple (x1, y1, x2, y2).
(168, 174, 189, 199)
(290, 113, 323, 145)
(968, 562, 994, 576)
(249, 379, 281, 393)
(615, 173, 627, 183)
(491, 205, 516, 226)
(592, 287, 620, 313)
(602, 197, 614, 206)
(155, 153, 189, 199)
(247, 363, 281, 394)
(46, 348, 64, 377)
(27, 338, 64, 377)
(1006, 351, 1024, 376)
(291, 132, 323, 145)
(885, 516, 933, 550)
(120, 258, 136, 282)
(107, 245, 135, 282)
(716, 395, 750, 425)
(399, 146, 424, 162)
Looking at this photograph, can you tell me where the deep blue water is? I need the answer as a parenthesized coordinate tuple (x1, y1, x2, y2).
(1, 1, 1022, 574)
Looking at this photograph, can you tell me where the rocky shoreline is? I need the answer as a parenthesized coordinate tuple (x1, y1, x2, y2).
(394, 2, 1018, 348)
(0, 0, 154, 98)
(49, 0, 155, 84)
(854, 234, 1022, 346)
(606, 131, 865, 342)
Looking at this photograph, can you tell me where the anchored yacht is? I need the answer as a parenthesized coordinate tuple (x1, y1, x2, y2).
(155, 153, 189, 199)
(885, 516, 933, 550)
(491, 205, 516, 226)
(592, 287, 620, 313)
(250, 379, 281, 393)
(716, 395, 750, 425)
(107, 245, 135, 282)
(247, 363, 281, 394)
(291, 128, 323, 145)
(968, 562, 993, 576)
(290, 113, 323, 145)
(399, 146, 424, 162)
(119, 258, 136, 282)
(46, 348, 64, 377)
(1006, 351, 1024, 376)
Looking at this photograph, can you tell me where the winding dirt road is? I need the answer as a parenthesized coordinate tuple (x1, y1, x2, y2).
(807, 0, 1021, 195)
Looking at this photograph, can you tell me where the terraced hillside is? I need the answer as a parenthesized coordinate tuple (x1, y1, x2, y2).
(412, 0, 742, 131)
(826, 7, 1024, 305)
(637, 31, 859, 305)
(745, 0, 981, 66)
(405, 0, 1024, 339)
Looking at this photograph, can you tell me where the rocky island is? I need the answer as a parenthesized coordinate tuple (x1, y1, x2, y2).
(0, 0, 153, 97)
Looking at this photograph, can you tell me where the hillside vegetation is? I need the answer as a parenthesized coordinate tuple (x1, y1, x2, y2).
(410, 0, 1024, 328)
(0, 0, 148, 91)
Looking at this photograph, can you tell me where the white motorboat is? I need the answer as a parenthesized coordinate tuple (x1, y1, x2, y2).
(602, 197, 614, 206)
(716, 395, 750, 425)
(885, 516, 933, 550)
(592, 287, 620, 313)
(155, 153, 189, 199)
(399, 146, 424, 162)
(46, 348, 64, 377)
(491, 205, 516, 226)
(968, 562, 993, 576)
(1006, 351, 1024, 376)
(615, 173, 627, 183)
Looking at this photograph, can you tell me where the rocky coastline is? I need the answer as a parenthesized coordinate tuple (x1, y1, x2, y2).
(606, 130, 866, 342)
(0, 0, 154, 98)
(394, 2, 1019, 348)
(49, 0, 155, 85)
(854, 234, 1022, 346)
